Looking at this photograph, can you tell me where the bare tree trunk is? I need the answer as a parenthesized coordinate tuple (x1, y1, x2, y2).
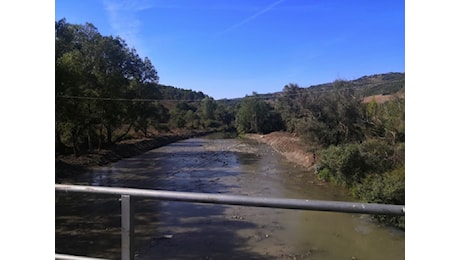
(106, 126, 112, 146)
(98, 123, 103, 151)
(87, 129, 92, 153)
(71, 130, 80, 157)
(114, 123, 134, 143)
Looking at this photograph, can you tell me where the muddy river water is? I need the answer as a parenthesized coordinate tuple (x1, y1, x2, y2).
(56, 134, 404, 259)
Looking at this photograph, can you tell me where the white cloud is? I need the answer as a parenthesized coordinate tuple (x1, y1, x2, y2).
(103, 0, 153, 54)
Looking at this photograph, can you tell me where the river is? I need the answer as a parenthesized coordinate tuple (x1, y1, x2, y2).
(56, 134, 404, 259)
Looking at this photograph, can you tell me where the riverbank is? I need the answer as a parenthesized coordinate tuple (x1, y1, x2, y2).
(56, 130, 314, 182)
(55, 130, 214, 182)
(244, 131, 316, 171)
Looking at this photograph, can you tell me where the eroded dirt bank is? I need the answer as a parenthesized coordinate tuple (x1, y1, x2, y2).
(244, 132, 316, 170)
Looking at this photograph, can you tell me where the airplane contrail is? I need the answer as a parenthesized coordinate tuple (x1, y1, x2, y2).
(217, 0, 286, 35)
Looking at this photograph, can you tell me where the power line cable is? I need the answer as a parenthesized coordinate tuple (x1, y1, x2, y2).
(56, 84, 403, 103)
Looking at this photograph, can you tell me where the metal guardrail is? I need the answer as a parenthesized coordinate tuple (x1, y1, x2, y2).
(55, 254, 109, 260)
(55, 184, 405, 260)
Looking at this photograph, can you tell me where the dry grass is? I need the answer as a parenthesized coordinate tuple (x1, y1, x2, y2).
(362, 92, 404, 104)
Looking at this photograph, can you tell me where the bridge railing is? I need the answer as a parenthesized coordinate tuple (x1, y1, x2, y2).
(55, 184, 405, 260)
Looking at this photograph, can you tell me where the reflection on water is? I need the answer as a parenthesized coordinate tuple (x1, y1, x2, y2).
(56, 135, 404, 260)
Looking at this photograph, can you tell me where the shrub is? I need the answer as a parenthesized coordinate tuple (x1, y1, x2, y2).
(355, 167, 405, 228)
(359, 139, 396, 174)
(317, 144, 367, 187)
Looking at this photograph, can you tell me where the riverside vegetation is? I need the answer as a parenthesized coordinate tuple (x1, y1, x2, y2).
(56, 19, 405, 228)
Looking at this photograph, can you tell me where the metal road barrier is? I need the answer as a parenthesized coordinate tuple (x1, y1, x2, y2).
(55, 184, 405, 260)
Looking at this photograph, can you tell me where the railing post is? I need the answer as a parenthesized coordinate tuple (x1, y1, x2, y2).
(121, 195, 135, 260)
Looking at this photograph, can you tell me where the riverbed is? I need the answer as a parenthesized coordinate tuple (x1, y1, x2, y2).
(56, 134, 404, 259)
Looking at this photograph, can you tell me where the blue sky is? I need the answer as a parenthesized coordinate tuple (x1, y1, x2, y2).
(55, 0, 404, 100)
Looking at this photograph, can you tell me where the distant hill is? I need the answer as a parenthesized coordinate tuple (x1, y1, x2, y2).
(217, 72, 405, 104)
(309, 72, 405, 96)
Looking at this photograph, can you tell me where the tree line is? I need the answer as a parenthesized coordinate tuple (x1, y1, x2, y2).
(56, 19, 232, 156)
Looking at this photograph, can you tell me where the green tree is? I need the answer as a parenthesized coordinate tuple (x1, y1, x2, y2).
(275, 83, 305, 133)
(56, 19, 160, 153)
(235, 93, 283, 134)
(56, 19, 102, 154)
(199, 97, 219, 127)
(215, 103, 235, 128)
(169, 102, 197, 129)
(298, 80, 364, 148)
